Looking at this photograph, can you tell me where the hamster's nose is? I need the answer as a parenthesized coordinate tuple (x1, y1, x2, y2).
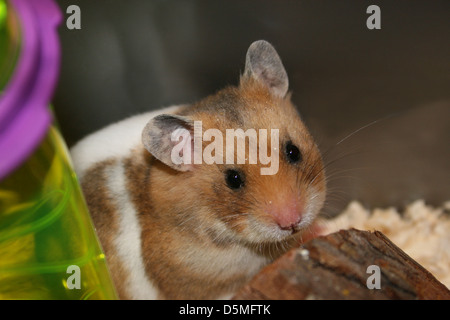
(278, 217, 302, 231)
(267, 196, 304, 231)
(268, 201, 303, 231)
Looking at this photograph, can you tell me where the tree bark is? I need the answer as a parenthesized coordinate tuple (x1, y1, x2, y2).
(233, 228, 450, 300)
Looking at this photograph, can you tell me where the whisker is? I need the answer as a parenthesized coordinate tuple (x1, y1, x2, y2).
(334, 114, 396, 147)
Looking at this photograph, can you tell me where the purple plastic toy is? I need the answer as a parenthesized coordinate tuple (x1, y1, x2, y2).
(0, 0, 62, 181)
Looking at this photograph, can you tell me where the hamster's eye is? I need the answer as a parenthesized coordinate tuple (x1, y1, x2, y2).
(286, 141, 302, 164)
(225, 170, 244, 190)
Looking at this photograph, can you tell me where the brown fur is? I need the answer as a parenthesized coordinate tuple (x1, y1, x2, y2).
(80, 159, 131, 299)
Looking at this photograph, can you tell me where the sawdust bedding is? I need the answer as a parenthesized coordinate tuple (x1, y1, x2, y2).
(319, 200, 450, 289)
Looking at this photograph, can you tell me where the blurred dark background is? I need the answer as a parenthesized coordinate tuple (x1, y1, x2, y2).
(53, 0, 450, 216)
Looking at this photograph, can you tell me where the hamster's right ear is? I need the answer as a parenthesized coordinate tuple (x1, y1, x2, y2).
(242, 40, 289, 98)
(142, 114, 199, 171)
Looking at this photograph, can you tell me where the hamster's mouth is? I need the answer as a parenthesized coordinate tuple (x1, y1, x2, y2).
(277, 223, 308, 240)
(278, 215, 313, 235)
(270, 210, 319, 242)
(288, 224, 302, 235)
(285, 211, 315, 233)
(245, 217, 315, 243)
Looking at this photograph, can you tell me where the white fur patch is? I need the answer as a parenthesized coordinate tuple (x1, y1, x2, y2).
(106, 161, 158, 299)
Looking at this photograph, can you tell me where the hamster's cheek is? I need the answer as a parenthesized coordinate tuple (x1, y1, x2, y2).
(304, 185, 326, 219)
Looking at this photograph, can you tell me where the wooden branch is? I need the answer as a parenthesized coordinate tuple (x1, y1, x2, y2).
(233, 228, 450, 300)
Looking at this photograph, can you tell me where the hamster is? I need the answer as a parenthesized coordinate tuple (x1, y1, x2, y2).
(70, 40, 326, 300)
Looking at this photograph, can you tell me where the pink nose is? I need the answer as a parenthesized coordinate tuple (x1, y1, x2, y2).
(269, 202, 303, 230)
(275, 210, 302, 230)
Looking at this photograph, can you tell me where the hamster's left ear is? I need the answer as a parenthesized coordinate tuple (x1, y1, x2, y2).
(242, 40, 289, 98)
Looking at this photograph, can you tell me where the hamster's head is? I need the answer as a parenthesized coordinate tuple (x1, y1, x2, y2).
(142, 40, 326, 245)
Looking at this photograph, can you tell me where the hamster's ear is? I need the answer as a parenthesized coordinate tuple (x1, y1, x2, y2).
(242, 40, 289, 98)
(142, 114, 199, 171)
